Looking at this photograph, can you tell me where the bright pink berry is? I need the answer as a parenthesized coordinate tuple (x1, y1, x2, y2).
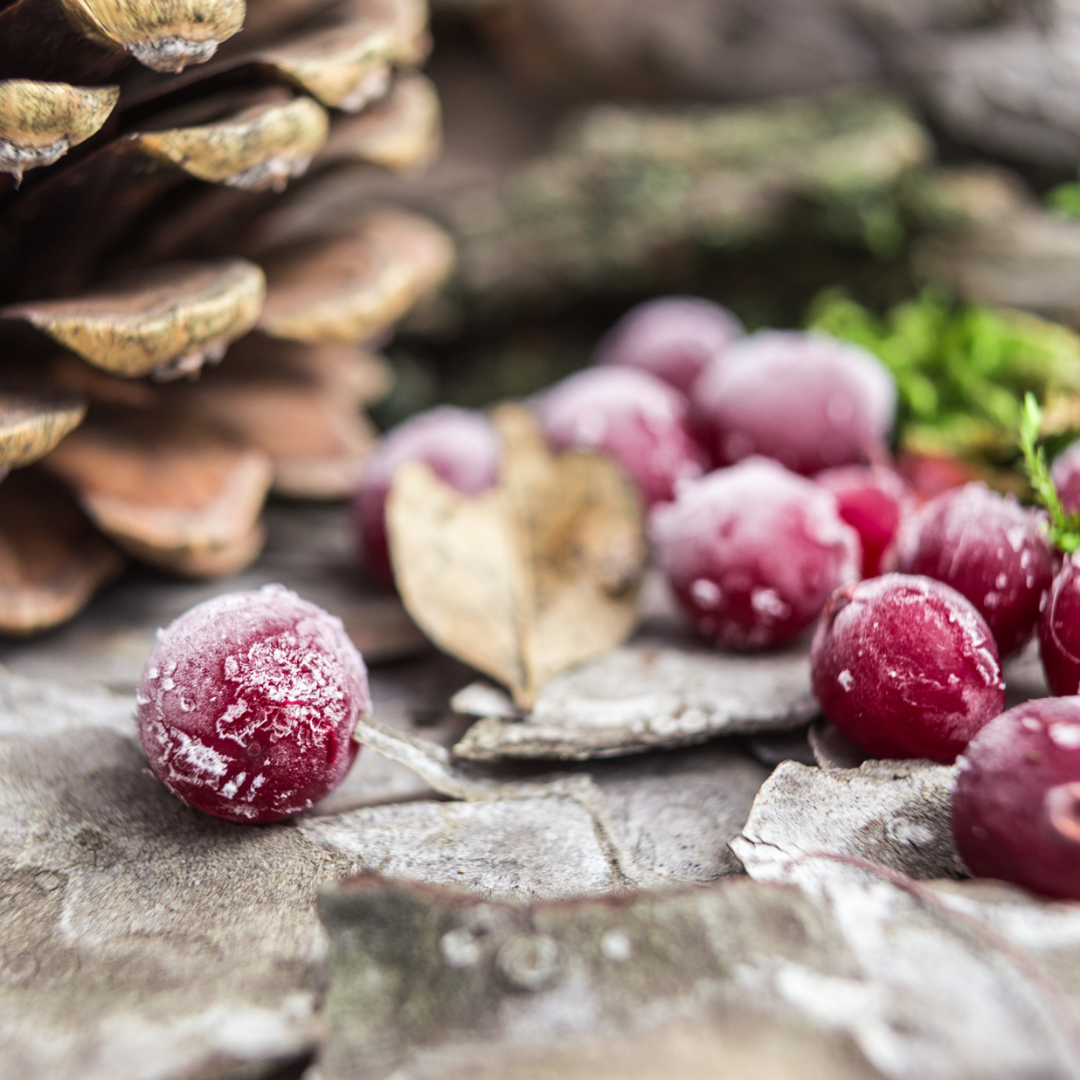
(650, 457, 861, 650)
(892, 483, 1054, 659)
(355, 407, 500, 584)
(1038, 554, 1080, 696)
(536, 366, 708, 506)
(954, 697, 1080, 900)
(815, 464, 913, 578)
(811, 574, 1005, 764)
(593, 296, 744, 394)
(1051, 439, 1080, 514)
(136, 585, 370, 823)
(691, 330, 896, 475)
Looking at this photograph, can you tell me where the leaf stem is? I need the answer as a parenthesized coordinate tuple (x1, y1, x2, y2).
(1020, 393, 1080, 553)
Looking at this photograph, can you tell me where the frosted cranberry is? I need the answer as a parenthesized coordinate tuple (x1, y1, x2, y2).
(893, 483, 1054, 659)
(954, 697, 1080, 900)
(1038, 554, 1080, 696)
(896, 450, 980, 504)
(136, 585, 370, 823)
(816, 465, 913, 578)
(536, 366, 708, 506)
(691, 330, 896, 475)
(1051, 439, 1080, 515)
(811, 574, 1005, 764)
(355, 407, 499, 584)
(650, 457, 861, 650)
(593, 296, 744, 394)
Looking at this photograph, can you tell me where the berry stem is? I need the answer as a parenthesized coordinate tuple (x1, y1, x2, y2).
(1020, 393, 1080, 553)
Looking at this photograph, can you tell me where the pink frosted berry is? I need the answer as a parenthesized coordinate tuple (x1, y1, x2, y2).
(954, 697, 1080, 900)
(536, 365, 708, 506)
(811, 574, 1005, 763)
(691, 330, 896, 475)
(893, 483, 1054, 659)
(355, 406, 500, 584)
(593, 296, 744, 394)
(650, 457, 861, 649)
(1038, 554, 1080, 696)
(815, 464, 913, 578)
(1051, 439, 1080, 515)
(137, 585, 370, 823)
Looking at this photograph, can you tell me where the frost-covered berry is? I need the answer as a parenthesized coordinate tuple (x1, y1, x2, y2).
(650, 457, 861, 649)
(811, 574, 1005, 763)
(593, 296, 744, 394)
(954, 697, 1080, 900)
(536, 366, 708, 506)
(1051, 438, 1080, 515)
(691, 330, 896, 475)
(816, 464, 913, 578)
(893, 483, 1054, 658)
(1038, 554, 1080, 696)
(137, 585, 370, 823)
(355, 406, 499, 584)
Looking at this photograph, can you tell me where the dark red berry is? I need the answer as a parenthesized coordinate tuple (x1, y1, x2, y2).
(650, 457, 861, 649)
(354, 407, 499, 584)
(691, 330, 896, 475)
(536, 366, 708, 506)
(895, 450, 980, 505)
(136, 585, 370, 823)
(1051, 438, 1080, 515)
(811, 574, 1005, 763)
(593, 296, 744, 394)
(954, 697, 1080, 900)
(892, 483, 1054, 659)
(815, 464, 913, 578)
(1038, 554, 1080, 696)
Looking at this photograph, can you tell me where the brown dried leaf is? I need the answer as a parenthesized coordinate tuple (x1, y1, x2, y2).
(319, 72, 441, 172)
(42, 407, 272, 576)
(0, 389, 85, 468)
(386, 404, 647, 709)
(57, 0, 245, 72)
(0, 79, 118, 180)
(130, 95, 330, 191)
(256, 209, 454, 343)
(0, 470, 123, 635)
(0, 260, 265, 379)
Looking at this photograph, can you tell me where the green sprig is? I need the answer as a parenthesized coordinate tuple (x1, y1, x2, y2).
(1020, 393, 1080, 553)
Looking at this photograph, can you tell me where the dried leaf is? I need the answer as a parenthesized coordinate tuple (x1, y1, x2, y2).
(0, 79, 118, 180)
(386, 404, 647, 709)
(319, 72, 441, 172)
(0, 389, 85, 469)
(730, 758, 963, 882)
(451, 632, 820, 760)
(0, 470, 123, 635)
(256, 209, 454, 343)
(42, 408, 273, 576)
(57, 0, 245, 72)
(130, 95, 330, 191)
(0, 260, 265, 379)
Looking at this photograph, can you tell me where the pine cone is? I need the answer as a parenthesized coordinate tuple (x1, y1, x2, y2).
(0, 0, 453, 634)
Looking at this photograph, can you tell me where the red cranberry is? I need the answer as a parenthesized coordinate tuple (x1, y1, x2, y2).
(650, 457, 861, 650)
(593, 296, 744, 394)
(815, 464, 913, 578)
(1039, 554, 1080, 696)
(811, 574, 1005, 764)
(1051, 438, 1080, 515)
(954, 697, 1080, 900)
(691, 330, 896, 475)
(355, 407, 499, 584)
(896, 450, 981, 504)
(536, 366, 708, 507)
(136, 585, 370, 823)
(893, 483, 1054, 659)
